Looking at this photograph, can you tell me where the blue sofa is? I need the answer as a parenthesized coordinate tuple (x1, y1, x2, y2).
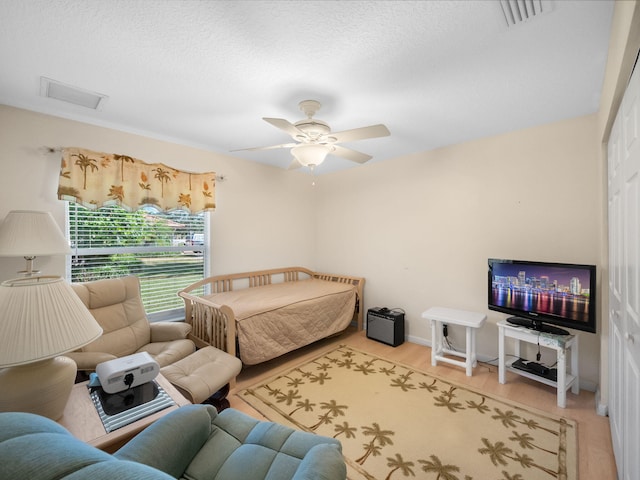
(0, 404, 346, 479)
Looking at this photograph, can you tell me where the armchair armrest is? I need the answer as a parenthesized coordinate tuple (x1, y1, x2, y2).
(292, 444, 347, 480)
(65, 351, 118, 371)
(150, 322, 192, 342)
(114, 404, 216, 478)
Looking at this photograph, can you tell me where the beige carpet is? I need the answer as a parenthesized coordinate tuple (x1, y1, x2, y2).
(238, 345, 577, 480)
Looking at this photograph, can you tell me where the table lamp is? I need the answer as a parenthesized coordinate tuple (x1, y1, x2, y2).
(0, 276, 103, 420)
(0, 210, 72, 275)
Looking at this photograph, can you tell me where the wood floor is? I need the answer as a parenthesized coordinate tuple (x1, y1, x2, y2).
(228, 329, 617, 480)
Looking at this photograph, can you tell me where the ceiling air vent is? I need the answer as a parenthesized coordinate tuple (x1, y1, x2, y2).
(40, 77, 108, 110)
(499, 0, 551, 28)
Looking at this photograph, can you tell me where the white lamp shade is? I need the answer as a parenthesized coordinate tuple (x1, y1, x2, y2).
(0, 210, 71, 257)
(0, 276, 102, 367)
(291, 144, 333, 167)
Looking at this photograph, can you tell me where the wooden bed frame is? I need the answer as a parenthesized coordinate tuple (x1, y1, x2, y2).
(178, 266, 364, 360)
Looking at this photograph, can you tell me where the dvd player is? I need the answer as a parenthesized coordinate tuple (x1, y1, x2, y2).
(511, 358, 558, 381)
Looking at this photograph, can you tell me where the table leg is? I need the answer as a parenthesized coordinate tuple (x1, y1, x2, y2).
(465, 326, 473, 376)
(557, 347, 567, 408)
(571, 338, 579, 394)
(498, 325, 506, 384)
(471, 328, 478, 368)
(431, 319, 438, 367)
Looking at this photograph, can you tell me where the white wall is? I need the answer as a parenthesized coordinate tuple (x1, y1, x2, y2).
(314, 114, 603, 389)
(0, 105, 316, 281)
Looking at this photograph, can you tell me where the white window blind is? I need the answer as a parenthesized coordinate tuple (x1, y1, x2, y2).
(67, 203, 207, 321)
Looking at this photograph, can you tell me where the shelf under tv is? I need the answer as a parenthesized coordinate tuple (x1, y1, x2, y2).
(505, 357, 576, 390)
(497, 320, 579, 408)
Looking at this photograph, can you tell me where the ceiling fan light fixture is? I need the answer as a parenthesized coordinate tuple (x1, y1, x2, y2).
(292, 144, 333, 167)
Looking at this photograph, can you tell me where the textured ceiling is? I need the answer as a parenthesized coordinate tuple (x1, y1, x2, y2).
(0, 0, 614, 174)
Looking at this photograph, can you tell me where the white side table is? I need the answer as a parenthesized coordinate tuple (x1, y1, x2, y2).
(422, 307, 487, 376)
(497, 320, 579, 408)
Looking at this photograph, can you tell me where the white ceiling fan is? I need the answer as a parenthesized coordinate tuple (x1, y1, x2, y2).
(233, 100, 390, 169)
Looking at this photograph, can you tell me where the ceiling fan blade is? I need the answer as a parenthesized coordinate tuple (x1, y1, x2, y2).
(330, 124, 390, 143)
(331, 145, 372, 164)
(230, 142, 297, 152)
(263, 117, 306, 139)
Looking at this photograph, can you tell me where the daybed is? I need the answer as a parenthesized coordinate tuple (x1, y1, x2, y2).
(179, 267, 364, 365)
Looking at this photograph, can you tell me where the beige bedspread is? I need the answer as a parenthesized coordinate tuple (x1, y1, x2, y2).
(203, 278, 356, 364)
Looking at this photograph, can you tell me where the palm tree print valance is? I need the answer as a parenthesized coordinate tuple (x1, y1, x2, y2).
(58, 147, 216, 213)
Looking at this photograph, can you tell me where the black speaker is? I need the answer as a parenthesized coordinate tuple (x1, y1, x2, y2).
(366, 308, 404, 347)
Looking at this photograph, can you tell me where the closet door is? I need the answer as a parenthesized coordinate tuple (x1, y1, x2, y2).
(621, 62, 640, 480)
(608, 114, 624, 477)
(609, 61, 640, 480)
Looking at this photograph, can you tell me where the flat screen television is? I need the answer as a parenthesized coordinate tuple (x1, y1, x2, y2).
(488, 259, 596, 335)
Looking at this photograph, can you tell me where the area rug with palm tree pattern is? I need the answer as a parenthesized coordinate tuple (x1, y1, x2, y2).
(238, 345, 577, 480)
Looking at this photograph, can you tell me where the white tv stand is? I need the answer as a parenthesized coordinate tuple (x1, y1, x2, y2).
(497, 319, 579, 408)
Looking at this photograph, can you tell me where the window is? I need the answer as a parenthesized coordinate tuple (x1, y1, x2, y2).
(67, 203, 208, 321)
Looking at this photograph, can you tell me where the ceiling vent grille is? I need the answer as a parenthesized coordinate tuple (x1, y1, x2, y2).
(499, 0, 551, 28)
(40, 77, 108, 110)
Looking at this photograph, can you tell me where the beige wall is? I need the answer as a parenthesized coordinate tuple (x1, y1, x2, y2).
(0, 106, 604, 389)
(314, 114, 602, 389)
(0, 105, 316, 281)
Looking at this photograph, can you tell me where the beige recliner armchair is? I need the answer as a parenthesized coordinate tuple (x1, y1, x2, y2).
(67, 276, 195, 372)
(68, 275, 242, 407)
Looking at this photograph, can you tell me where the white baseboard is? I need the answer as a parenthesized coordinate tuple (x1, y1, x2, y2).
(406, 334, 431, 348)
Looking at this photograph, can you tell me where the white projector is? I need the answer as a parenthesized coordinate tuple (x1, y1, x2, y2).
(96, 352, 160, 394)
